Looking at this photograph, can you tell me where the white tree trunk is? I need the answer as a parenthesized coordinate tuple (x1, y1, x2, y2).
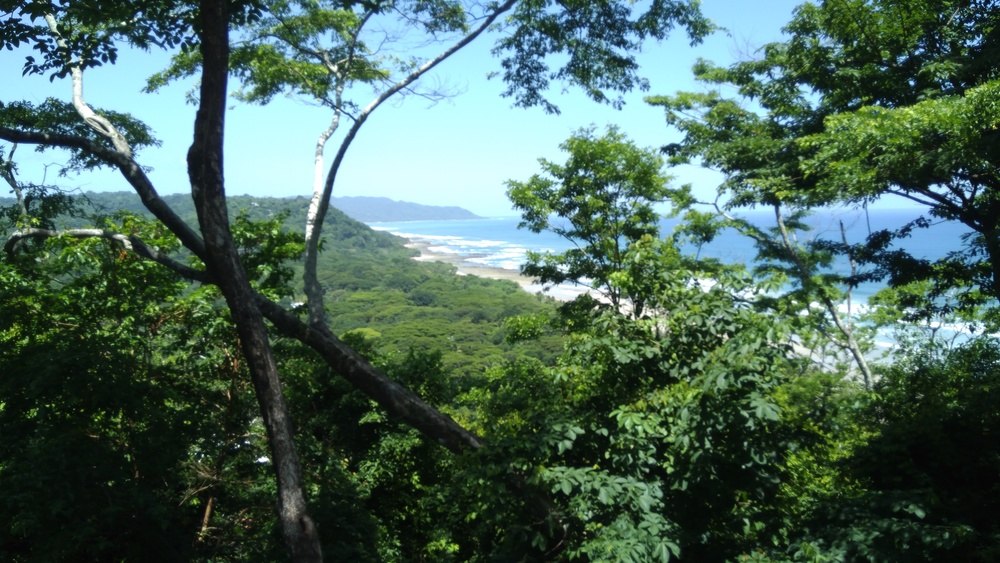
(43, 14, 132, 157)
(300, 0, 518, 329)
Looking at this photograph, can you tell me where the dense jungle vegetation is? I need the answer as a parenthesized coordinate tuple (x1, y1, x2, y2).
(2, 0, 1000, 561)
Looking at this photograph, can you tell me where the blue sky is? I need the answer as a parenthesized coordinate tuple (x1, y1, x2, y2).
(2, 1, 807, 217)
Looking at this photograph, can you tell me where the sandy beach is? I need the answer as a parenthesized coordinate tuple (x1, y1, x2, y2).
(405, 240, 589, 301)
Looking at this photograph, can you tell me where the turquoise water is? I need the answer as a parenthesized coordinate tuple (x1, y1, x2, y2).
(369, 207, 973, 304)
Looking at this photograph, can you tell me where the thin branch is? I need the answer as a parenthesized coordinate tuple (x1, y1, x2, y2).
(302, 0, 519, 327)
(885, 185, 965, 220)
(0, 127, 207, 261)
(773, 206, 872, 387)
(708, 198, 872, 385)
(0, 143, 29, 221)
(839, 218, 856, 324)
(300, 9, 375, 325)
(4, 227, 212, 283)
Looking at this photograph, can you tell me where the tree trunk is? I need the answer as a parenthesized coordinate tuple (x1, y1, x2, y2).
(188, 1, 322, 561)
(256, 297, 484, 453)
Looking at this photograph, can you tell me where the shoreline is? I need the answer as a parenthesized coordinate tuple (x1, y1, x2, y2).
(405, 240, 589, 301)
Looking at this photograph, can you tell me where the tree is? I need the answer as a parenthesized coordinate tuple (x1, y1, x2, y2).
(495, 234, 802, 562)
(642, 2, 1000, 558)
(648, 0, 1000, 319)
(506, 125, 673, 316)
(497, 128, 820, 560)
(0, 0, 712, 559)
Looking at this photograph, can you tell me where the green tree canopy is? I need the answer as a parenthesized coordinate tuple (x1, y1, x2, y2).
(648, 0, 1000, 311)
(506, 126, 672, 315)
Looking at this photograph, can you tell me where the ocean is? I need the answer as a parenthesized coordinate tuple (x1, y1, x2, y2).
(369, 207, 973, 305)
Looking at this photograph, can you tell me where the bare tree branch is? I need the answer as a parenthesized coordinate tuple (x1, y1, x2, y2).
(0, 143, 28, 221)
(4, 227, 211, 283)
(43, 13, 133, 158)
(0, 126, 208, 260)
(773, 206, 873, 388)
(302, 0, 519, 327)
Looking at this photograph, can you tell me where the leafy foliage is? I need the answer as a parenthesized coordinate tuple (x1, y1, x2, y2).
(507, 126, 672, 315)
(1, 0, 269, 78)
(777, 338, 1000, 562)
(0, 215, 203, 560)
(6, 1, 1000, 561)
(493, 0, 713, 113)
(648, 0, 1000, 307)
(0, 193, 572, 558)
(492, 132, 822, 560)
(144, 0, 395, 106)
(0, 99, 160, 172)
(465, 243, 805, 561)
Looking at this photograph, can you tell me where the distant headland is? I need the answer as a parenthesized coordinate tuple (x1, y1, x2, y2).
(332, 196, 481, 222)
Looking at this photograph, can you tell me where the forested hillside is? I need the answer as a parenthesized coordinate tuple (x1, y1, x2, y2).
(40, 190, 565, 375)
(3, 1, 1000, 562)
(1, 188, 564, 560)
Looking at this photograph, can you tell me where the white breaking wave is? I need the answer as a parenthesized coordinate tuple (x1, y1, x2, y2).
(372, 217, 994, 350)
